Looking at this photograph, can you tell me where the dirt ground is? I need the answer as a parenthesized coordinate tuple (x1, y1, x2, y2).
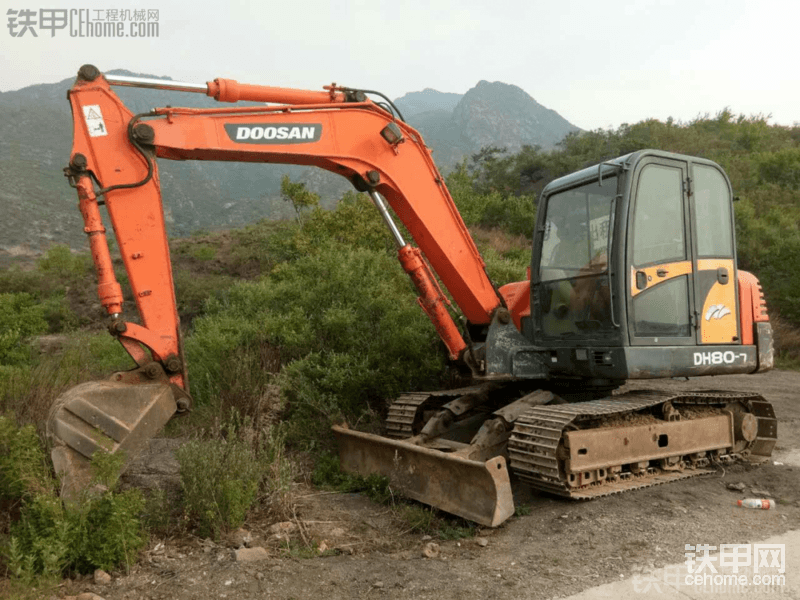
(54, 370, 800, 600)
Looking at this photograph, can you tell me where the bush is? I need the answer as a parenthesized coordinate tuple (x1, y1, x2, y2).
(0, 331, 133, 430)
(36, 245, 91, 282)
(176, 414, 293, 539)
(176, 435, 261, 539)
(0, 417, 53, 502)
(186, 244, 445, 446)
(447, 164, 536, 237)
(0, 293, 48, 366)
(0, 416, 147, 580)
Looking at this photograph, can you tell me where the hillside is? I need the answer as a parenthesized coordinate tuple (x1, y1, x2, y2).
(0, 72, 577, 252)
(395, 82, 580, 167)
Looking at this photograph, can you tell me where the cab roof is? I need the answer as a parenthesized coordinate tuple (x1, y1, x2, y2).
(540, 149, 721, 198)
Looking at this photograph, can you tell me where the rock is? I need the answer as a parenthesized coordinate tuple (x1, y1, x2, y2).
(476, 537, 489, 547)
(234, 546, 269, 562)
(421, 535, 432, 541)
(37, 334, 68, 355)
(77, 594, 106, 600)
(727, 482, 747, 491)
(226, 528, 253, 548)
(422, 542, 440, 559)
(269, 521, 297, 535)
(560, 514, 569, 519)
(120, 438, 183, 500)
(373, 581, 385, 589)
(751, 488, 772, 497)
(93, 569, 111, 585)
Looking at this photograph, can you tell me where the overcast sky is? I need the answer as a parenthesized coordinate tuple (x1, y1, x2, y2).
(2, 0, 798, 131)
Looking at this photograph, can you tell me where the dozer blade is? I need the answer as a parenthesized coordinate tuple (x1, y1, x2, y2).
(333, 425, 515, 527)
(47, 380, 177, 499)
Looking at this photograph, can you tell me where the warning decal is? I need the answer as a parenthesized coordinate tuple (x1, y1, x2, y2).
(82, 105, 108, 138)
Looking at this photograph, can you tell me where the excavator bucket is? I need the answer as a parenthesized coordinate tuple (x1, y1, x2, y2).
(332, 425, 515, 527)
(47, 380, 177, 498)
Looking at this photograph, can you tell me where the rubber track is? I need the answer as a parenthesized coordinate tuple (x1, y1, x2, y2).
(508, 390, 776, 499)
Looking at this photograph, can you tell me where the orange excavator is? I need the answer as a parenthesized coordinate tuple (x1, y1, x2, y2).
(51, 65, 776, 525)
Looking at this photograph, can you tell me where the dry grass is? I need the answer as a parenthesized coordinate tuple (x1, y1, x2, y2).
(469, 226, 530, 255)
(0, 360, 89, 435)
(0, 332, 132, 435)
(772, 314, 800, 369)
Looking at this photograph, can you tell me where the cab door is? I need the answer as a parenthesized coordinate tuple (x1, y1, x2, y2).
(627, 158, 695, 345)
(690, 163, 740, 344)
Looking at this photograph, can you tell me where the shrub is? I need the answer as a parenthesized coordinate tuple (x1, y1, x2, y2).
(177, 434, 260, 539)
(0, 416, 147, 580)
(186, 244, 444, 446)
(176, 414, 292, 538)
(0, 417, 53, 502)
(447, 163, 536, 237)
(0, 331, 133, 430)
(295, 191, 394, 254)
(36, 245, 91, 282)
(0, 293, 48, 366)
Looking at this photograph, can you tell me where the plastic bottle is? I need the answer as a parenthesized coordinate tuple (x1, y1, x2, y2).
(737, 498, 776, 510)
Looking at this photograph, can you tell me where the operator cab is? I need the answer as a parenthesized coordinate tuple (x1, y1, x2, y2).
(530, 149, 755, 380)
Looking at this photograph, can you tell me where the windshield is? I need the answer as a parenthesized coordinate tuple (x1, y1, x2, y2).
(538, 177, 617, 337)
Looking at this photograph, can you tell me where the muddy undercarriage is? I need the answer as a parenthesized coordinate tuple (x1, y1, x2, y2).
(334, 387, 777, 526)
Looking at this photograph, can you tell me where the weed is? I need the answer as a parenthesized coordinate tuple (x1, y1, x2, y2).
(397, 504, 436, 533)
(437, 520, 478, 540)
(395, 503, 477, 539)
(176, 412, 294, 539)
(140, 489, 175, 536)
(0, 417, 147, 580)
(514, 503, 532, 517)
(0, 331, 132, 430)
(176, 435, 260, 539)
(0, 293, 48, 366)
(278, 538, 327, 559)
(311, 453, 392, 505)
(311, 454, 474, 538)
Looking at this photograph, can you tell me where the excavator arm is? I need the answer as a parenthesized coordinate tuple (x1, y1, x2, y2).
(66, 65, 503, 371)
(51, 65, 514, 505)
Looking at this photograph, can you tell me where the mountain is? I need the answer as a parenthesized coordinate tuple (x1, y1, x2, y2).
(453, 81, 580, 153)
(397, 81, 579, 167)
(393, 88, 463, 118)
(0, 72, 578, 251)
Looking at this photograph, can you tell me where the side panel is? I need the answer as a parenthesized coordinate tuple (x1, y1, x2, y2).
(696, 259, 738, 343)
(624, 345, 757, 378)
